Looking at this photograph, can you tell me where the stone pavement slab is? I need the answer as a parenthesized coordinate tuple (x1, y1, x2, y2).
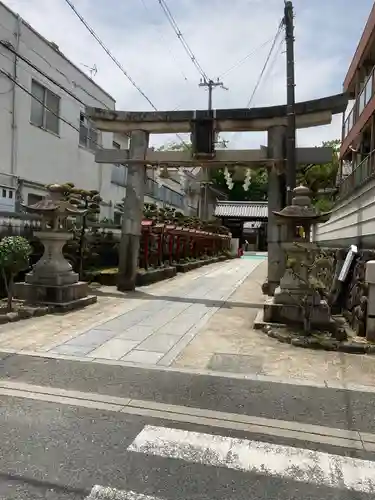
(0, 258, 265, 367)
(173, 258, 375, 389)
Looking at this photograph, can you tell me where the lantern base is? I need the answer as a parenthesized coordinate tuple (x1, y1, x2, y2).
(262, 297, 333, 330)
(14, 281, 97, 310)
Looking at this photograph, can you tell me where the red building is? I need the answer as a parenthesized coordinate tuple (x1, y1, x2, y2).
(340, 2, 375, 196)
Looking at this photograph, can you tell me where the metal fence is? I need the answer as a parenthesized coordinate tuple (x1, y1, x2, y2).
(338, 150, 375, 199)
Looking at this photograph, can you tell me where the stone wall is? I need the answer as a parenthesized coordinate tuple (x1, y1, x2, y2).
(320, 248, 375, 338)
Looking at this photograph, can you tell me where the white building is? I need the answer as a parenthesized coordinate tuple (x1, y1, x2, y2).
(0, 1, 128, 219)
(144, 167, 201, 217)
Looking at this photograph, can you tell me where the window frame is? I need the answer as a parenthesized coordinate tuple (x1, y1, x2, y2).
(30, 80, 60, 135)
(79, 112, 100, 151)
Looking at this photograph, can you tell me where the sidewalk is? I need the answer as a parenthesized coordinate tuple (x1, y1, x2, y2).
(1, 256, 375, 390)
(0, 258, 264, 366)
(174, 259, 375, 388)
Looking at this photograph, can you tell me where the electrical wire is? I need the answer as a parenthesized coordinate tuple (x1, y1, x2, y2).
(0, 69, 104, 150)
(138, 0, 189, 83)
(246, 20, 284, 108)
(62, 0, 189, 148)
(0, 19, 110, 109)
(0, 49, 105, 126)
(261, 36, 284, 83)
(156, 0, 210, 82)
(1, 40, 87, 106)
(217, 35, 278, 79)
(0, 44, 124, 143)
(63, 0, 158, 111)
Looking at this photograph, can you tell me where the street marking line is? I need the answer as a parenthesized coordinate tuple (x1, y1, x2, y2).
(0, 379, 372, 451)
(87, 485, 162, 499)
(128, 425, 375, 493)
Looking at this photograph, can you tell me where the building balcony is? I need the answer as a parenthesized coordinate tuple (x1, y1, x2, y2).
(343, 67, 374, 140)
(338, 150, 375, 199)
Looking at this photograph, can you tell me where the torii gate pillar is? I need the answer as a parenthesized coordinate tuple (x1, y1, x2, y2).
(117, 130, 149, 291)
(264, 125, 287, 296)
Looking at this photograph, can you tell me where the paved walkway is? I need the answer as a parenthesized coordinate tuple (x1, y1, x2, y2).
(175, 259, 375, 389)
(0, 258, 265, 367)
(2, 255, 375, 390)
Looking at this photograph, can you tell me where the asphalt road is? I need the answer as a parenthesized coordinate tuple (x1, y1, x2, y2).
(0, 393, 374, 500)
(0, 352, 375, 433)
(0, 353, 375, 499)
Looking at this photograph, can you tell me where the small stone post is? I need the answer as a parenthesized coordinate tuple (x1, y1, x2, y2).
(365, 260, 375, 342)
(117, 130, 149, 291)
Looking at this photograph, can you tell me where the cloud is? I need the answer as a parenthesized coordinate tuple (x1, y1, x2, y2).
(3, 0, 374, 149)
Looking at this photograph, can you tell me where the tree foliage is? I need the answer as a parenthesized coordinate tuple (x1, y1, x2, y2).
(0, 236, 32, 311)
(298, 139, 340, 212)
(49, 183, 103, 277)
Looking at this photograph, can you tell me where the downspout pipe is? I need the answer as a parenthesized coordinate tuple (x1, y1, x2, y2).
(10, 17, 21, 176)
(11, 15, 21, 209)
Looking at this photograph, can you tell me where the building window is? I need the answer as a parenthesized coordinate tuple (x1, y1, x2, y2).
(114, 212, 122, 225)
(27, 193, 44, 206)
(2, 189, 6, 198)
(30, 80, 60, 134)
(79, 112, 99, 150)
(8, 190, 13, 199)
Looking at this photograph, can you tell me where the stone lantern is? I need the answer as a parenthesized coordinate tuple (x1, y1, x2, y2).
(14, 184, 96, 310)
(263, 185, 332, 328)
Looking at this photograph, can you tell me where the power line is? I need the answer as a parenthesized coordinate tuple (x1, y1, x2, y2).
(0, 69, 103, 149)
(138, 0, 189, 83)
(218, 35, 279, 79)
(0, 40, 124, 141)
(262, 37, 284, 82)
(62, 0, 189, 148)
(1, 40, 87, 106)
(156, 0, 210, 82)
(0, 19, 111, 108)
(63, 0, 158, 111)
(246, 20, 284, 108)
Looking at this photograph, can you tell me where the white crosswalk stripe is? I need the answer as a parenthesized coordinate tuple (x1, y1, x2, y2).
(86, 485, 162, 499)
(127, 425, 375, 494)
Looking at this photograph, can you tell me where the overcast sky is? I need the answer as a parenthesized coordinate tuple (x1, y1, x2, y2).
(3, 0, 374, 149)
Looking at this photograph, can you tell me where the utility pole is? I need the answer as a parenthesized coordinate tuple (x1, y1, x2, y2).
(199, 78, 227, 110)
(284, 1, 296, 205)
(198, 78, 228, 219)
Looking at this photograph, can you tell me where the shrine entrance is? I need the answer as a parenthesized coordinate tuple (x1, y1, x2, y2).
(89, 93, 347, 293)
(214, 200, 268, 251)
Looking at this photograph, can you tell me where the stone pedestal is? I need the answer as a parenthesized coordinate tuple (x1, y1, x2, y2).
(262, 185, 332, 330)
(15, 231, 96, 309)
(26, 232, 77, 286)
(264, 243, 332, 328)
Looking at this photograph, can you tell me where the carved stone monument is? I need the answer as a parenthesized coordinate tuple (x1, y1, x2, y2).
(14, 184, 97, 310)
(263, 185, 332, 329)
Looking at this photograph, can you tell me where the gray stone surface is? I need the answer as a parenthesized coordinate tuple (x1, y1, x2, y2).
(138, 333, 181, 353)
(207, 353, 264, 374)
(89, 339, 140, 360)
(51, 344, 94, 356)
(117, 326, 155, 341)
(48, 259, 264, 366)
(65, 329, 117, 348)
(121, 350, 164, 364)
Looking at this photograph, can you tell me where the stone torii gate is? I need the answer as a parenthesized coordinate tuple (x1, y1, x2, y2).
(88, 93, 347, 292)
